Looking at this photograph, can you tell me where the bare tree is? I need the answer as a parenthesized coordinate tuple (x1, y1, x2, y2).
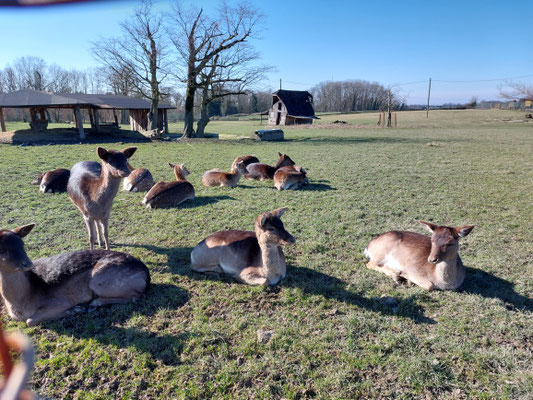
(168, 1, 263, 138)
(92, 0, 170, 132)
(499, 81, 533, 100)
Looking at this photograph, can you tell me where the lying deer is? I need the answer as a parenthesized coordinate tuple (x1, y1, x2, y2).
(31, 168, 70, 193)
(142, 163, 195, 209)
(274, 166, 309, 190)
(245, 153, 295, 180)
(0, 223, 150, 326)
(231, 155, 259, 171)
(202, 161, 247, 188)
(68, 146, 137, 250)
(365, 221, 474, 290)
(123, 163, 155, 192)
(190, 207, 295, 286)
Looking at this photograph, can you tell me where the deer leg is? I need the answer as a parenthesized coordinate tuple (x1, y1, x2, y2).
(25, 302, 77, 326)
(90, 297, 138, 307)
(190, 263, 223, 274)
(83, 216, 96, 250)
(367, 261, 403, 284)
(101, 217, 110, 250)
(94, 220, 103, 248)
(406, 275, 435, 291)
(238, 267, 268, 286)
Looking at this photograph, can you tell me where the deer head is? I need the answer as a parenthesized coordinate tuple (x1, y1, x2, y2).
(233, 161, 247, 174)
(97, 147, 137, 178)
(0, 224, 35, 272)
(169, 163, 190, 180)
(419, 221, 474, 264)
(276, 153, 295, 168)
(256, 208, 295, 245)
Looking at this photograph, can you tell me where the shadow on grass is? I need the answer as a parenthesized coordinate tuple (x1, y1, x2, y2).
(10, 128, 151, 146)
(283, 265, 436, 324)
(176, 195, 235, 208)
(286, 135, 468, 145)
(460, 267, 533, 312)
(42, 283, 190, 366)
(300, 180, 335, 191)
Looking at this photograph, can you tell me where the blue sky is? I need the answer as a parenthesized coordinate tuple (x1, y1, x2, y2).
(1, 0, 531, 104)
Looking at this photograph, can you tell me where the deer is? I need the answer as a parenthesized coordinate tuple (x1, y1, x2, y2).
(245, 153, 295, 181)
(202, 161, 247, 188)
(123, 163, 155, 192)
(273, 166, 309, 190)
(68, 146, 137, 250)
(142, 163, 195, 209)
(31, 168, 70, 193)
(231, 155, 259, 171)
(0, 223, 150, 326)
(364, 221, 474, 290)
(190, 207, 295, 286)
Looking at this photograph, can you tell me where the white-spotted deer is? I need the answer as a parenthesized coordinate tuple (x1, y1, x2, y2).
(364, 221, 474, 290)
(190, 208, 295, 286)
(202, 161, 247, 188)
(0, 224, 150, 326)
(231, 155, 259, 171)
(273, 166, 308, 190)
(68, 146, 137, 250)
(31, 168, 70, 193)
(142, 163, 195, 208)
(245, 153, 295, 180)
(123, 163, 155, 192)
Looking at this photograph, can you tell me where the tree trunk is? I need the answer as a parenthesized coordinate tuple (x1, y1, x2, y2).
(183, 85, 196, 138)
(196, 102, 209, 138)
(148, 97, 159, 132)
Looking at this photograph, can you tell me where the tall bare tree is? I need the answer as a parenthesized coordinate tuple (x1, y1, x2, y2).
(168, 1, 263, 138)
(499, 81, 533, 100)
(92, 0, 170, 132)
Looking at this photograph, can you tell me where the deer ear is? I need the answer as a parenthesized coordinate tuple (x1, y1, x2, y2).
(271, 207, 288, 218)
(97, 147, 108, 161)
(12, 223, 35, 238)
(168, 162, 175, 169)
(419, 220, 438, 233)
(455, 225, 474, 238)
(122, 147, 137, 159)
(278, 152, 283, 157)
(260, 214, 268, 227)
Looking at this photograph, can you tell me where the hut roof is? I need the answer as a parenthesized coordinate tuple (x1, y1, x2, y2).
(0, 89, 174, 110)
(273, 89, 316, 118)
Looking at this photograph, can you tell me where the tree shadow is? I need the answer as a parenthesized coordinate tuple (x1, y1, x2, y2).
(460, 267, 532, 312)
(285, 136, 468, 145)
(42, 283, 190, 366)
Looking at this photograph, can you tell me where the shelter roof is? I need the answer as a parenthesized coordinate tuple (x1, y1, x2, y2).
(273, 89, 316, 118)
(0, 89, 174, 110)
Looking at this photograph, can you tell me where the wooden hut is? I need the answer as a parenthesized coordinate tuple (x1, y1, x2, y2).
(0, 89, 174, 138)
(268, 89, 316, 125)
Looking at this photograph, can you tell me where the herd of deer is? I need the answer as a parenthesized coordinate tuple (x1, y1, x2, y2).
(0, 146, 474, 326)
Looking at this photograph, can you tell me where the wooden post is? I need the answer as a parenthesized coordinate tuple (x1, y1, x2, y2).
(0, 108, 6, 132)
(113, 110, 119, 127)
(73, 107, 79, 128)
(74, 106, 85, 139)
(394, 113, 397, 128)
(88, 108, 95, 129)
(93, 108, 99, 132)
(164, 108, 168, 134)
(426, 78, 432, 118)
(38, 108, 46, 120)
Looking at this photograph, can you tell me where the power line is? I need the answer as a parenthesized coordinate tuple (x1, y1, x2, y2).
(433, 74, 533, 83)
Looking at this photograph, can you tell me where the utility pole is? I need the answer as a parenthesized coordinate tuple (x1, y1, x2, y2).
(387, 88, 392, 127)
(279, 79, 282, 90)
(426, 77, 432, 118)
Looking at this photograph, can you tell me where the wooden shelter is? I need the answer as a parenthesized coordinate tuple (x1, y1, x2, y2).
(268, 89, 317, 125)
(0, 89, 174, 139)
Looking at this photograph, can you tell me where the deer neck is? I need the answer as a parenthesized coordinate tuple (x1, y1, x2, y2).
(174, 170, 188, 182)
(0, 270, 36, 321)
(257, 233, 285, 280)
(433, 254, 465, 289)
(94, 164, 122, 201)
(230, 169, 243, 183)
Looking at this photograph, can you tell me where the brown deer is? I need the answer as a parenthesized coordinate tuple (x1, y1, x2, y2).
(0, 223, 150, 326)
(68, 146, 137, 250)
(202, 161, 247, 188)
(274, 166, 309, 190)
(123, 163, 155, 192)
(142, 163, 195, 209)
(190, 208, 295, 286)
(364, 221, 474, 290)
(245, 153, 295, 180)
(31, 168, 70, 193)
(231, 155, 259, 171)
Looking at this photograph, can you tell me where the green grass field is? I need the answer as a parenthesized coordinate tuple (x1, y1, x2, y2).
(0, 109, 532, 399)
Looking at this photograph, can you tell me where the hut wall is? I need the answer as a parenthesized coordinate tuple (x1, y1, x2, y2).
(268, 101, 288, 125)
(129, 109, 148, 132)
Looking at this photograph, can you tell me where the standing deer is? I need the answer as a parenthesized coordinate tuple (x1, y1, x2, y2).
(142, 163, 195, 208)
(231, 155, 259, 171)
(245, 153, 295, 180)
(0, 223, 150, 326)
(364, 221, 474, 290)
(202, 161, 247, 188)
(68, 146, 137, 250)
(123, 163, 155, 192)
(31, 168, 70, 193)
(273, 166, 309, 190)
(190, 208, 295, 286)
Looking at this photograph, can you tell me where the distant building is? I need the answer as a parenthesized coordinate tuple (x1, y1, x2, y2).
(268, 90, 317, 125)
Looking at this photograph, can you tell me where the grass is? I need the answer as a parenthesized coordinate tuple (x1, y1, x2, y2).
(0, 109, 532, 399)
